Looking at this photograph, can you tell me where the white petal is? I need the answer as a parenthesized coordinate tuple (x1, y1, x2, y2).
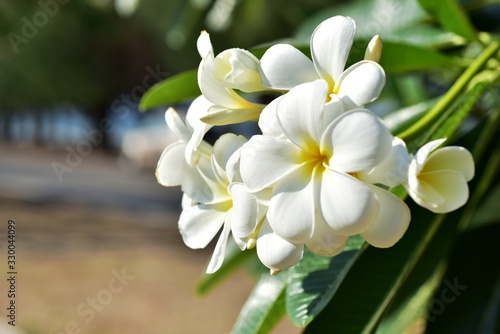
(306, 215, 348, 256)
(267, 167, 315, 243)
(336, 60, 386, 107)
(361, 186, 410, 248)
(240, 136, 305, 192)
(229, 182, 259, 240)
(200, 105, 263, 125)
(418, 170, 469, 213)
(258, 95, 286, 138)
(311, 16, 356, 84)
(179, 203, 227, 249)
(260, 44, 319, 90)
(320, 169, 378, 235)
(415, 138, 447, 174)
(324, 109, 393, 172)
(197, 30, 213, 59)
(358, 137, 410, 187)
(198, 54, 258, 109)
(256, 220, 304, 271)
(182, 153, 224, 204)
(185, 129, 211, 167)
(276, 80, 329, 147)
(206, 218, 232, 273)
(423, 147, 474, 181)
(156, 141, 185, 187)
(213, 48, 266, 92)
(405, 174, 445, 209)
(185, 95, 214, 133)
(212, 133, 247, 181)
(165, 108, 191, 142)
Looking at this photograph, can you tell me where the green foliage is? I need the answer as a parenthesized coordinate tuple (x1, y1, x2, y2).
(418, 0, 477, 41)
(230, 271, 288, 334)
(286, 236, 366, 326)
(139, 70, 200, 111)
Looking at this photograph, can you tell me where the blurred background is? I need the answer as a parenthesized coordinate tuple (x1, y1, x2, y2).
(0, 0, 499, 333)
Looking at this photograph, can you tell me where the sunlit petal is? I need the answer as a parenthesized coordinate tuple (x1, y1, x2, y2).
(418, 170, 469, 213)
(212, 133, 247, 182)
(359, 137, 410, 187)
(206, 218, 232, 273)
(260, 44, 319, 89)
(361, 185, 410, 248)
(306, 215, 348, 256)
(324, 109, 393, 172)
(197, 30, 213, 58)
(229, 182, 259, 240)
(240, 136, 305, 192)
(256, 220, 304, 271)
(267, 167, 315, 243)
(276, 80, 329, 148)
(311, 16, 356, 84)
(156, 141, 185, 187)
(320, 169, 378, 235)
(423, 146, 474, 181)
(336, 61, 385, 107)
(165, 108, 191, 142)
(258, 95, 286, 138)
(415, 138, 446, 173)
(179, 203, 227, 249)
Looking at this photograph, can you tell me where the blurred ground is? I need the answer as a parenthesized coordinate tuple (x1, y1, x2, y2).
(0, 144, 300, 334)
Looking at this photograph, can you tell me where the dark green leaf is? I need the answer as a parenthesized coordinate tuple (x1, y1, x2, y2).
(304, 203, 447, 334)
(379, 42, 463, 73)
(231, 271, 288, 334)
(139, 69, 199, 111)
(286, 236, 366, 326)
(418, 0, 477, 41)
(295, 0, 428, 42)
(196, 243, 257, 296)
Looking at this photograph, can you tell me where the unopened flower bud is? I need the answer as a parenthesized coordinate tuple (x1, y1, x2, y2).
(364, 35, 383, 63)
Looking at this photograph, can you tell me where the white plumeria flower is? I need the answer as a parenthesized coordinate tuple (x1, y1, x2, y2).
(178, 133, 266, 273)
(404, 138, 474, 213)
(240, 80, 410, 268)
(156, 107, 214, 204)
(196, 31, 266, 126)
(259, 16, 385, 108)
(359, 136, 410, 188)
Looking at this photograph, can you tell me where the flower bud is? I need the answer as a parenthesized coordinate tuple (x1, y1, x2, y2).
(364, 35, 383, 63)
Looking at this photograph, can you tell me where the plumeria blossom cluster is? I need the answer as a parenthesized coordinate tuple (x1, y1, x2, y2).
(156, 16, 475, 274)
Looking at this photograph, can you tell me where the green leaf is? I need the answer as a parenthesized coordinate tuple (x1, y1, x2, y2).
(384, 25, 466, 48)
(407, 70, 497, 153)
(286, 236, 366, 327)
(383, 97, 440, 135)
(295, 0, 428, 42)
(418, 0, 477, 41)
(304, 203, 448, 334)
(231, 271, 288, 334)
(196, 243, 257, 296)
(139, 69, 199, 111)
(379, 41, 463, 73)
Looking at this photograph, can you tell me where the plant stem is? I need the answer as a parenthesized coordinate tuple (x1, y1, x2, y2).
(399, 40, 500, 141)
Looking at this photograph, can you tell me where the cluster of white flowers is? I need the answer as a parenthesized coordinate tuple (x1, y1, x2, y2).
(156, 16, 475, 274)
